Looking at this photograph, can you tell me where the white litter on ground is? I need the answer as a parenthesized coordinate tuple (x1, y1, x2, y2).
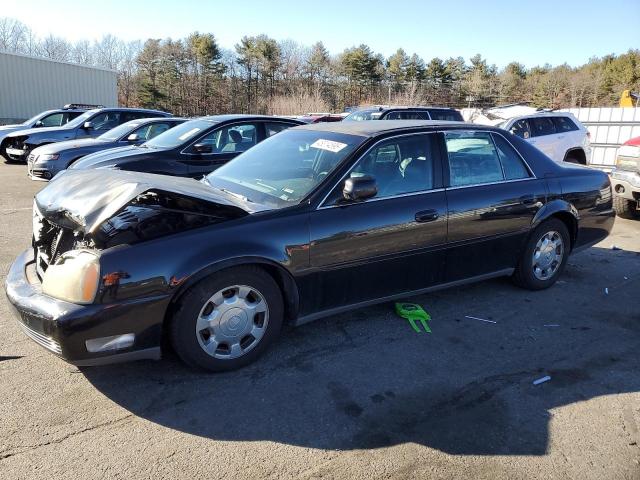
(533, 375, 551, 385)
(464, 315, 497, 324)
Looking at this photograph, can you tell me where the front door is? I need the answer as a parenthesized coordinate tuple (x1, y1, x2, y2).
(183, 122, 261, 177)
(442, 130, 547, 281)
(306, 132, 448, 314)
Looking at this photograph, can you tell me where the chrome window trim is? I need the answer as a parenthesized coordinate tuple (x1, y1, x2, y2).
(317, 188, 446, 210)
(316, 128, 538, 210)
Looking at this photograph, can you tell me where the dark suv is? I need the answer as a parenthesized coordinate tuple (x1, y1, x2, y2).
(0, 104, 98, 159)
(2, 107, 171, 162)
(343, 106, 463, 122)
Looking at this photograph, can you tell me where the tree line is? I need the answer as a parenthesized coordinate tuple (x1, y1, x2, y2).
(1, 17, 639, 115)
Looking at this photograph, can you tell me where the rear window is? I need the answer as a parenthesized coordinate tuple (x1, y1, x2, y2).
(428, 110, 463, 121)
(384, 111, 429, 120)
(552, 116, 579, 132)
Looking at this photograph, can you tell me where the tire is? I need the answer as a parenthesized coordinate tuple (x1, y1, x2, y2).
(169, 266, 283, 372)
(613, 195, 640, 219)
(565, 153, 584, 165)
(512, 218, 570, 290)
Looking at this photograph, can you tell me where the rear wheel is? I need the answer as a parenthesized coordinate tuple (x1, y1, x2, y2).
(613, 195, 640, 219)
(513, 219, 570, 290)
(170, 266, 283, 372)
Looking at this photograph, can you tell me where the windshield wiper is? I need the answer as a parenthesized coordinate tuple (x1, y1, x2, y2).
(219, 188, 254, 204)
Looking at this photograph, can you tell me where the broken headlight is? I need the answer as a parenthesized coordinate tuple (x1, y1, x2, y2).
(41, 250, 100, 304)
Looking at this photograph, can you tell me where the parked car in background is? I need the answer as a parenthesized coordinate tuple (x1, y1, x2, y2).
(343, 106, 463, 122)
(1, 107, 171, 162)
(611, 136, 640, 219)
(27, 117, 187, 180)
(296, 113, 344, 123)
(0, 104, 98, 160)
(69, 115, 304, 178)
(498, 112, 591, 164)
(6, 120, 614, 371)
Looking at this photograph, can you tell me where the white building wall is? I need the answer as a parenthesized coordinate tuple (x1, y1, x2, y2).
(0, 51, 117, 122)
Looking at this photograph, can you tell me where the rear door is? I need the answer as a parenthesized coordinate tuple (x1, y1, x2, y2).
(443, 130, 547, 281)
(552, 116, 581, 159)
(528, 117, 560, 160)
(307, 132, 447, 313)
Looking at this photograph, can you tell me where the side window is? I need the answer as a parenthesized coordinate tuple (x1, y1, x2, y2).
(384, 111, 428, 120)
(445, 131, 504, 187)
(145, 122, 172, 140)
(345, 134, 436, 200)
(552, 116, 578, 132)
(188, 123, 257, 154)
(40, 113, 64, 127)
(130, 124, 153, 140)
(66, 112, 84, 123)
(529, 117, 556, 137)
(428, 110, 460, 121)
(91, 112, 121, 130)
(509, 119, 531, 139)
(265, 122, 292, 137)
(492, 134, 531, 180)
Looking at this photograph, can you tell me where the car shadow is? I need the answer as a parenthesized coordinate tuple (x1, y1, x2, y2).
(82, 246, 640, 455)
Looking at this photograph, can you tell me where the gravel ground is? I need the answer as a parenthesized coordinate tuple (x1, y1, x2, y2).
(1, 160, 639, 480)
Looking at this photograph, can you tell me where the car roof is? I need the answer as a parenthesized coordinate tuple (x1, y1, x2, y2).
(296, 120, 473, 137)
(86, 107, 172, 115)
(353, 106, 457, 114)
(187, 114, 305, 125)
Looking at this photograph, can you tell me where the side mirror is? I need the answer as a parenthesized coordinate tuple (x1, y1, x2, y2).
(193, 143, 212, 154)
(34, 121, 44, 128)
(342, 175, 377, 202)
(83, 121, 94, 130)
(126, 133, 139, 142)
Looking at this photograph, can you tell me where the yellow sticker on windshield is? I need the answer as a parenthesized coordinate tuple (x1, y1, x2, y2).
(311, 139, 348, 153)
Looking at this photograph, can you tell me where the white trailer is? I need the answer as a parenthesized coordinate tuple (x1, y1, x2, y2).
(0, 51, 117, 124)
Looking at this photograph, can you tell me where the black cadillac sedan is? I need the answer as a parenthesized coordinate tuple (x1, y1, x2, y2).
(6, 121, 615, 371)
(27, 117, 187, 180)
(68, 115, 304, 178)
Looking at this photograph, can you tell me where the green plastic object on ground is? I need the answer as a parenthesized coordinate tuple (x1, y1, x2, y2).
(395, 302, 431, 333)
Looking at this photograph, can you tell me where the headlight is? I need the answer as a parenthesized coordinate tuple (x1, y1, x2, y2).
(616, 145, 640, 172)
(38, 153, 59, 161)
(42, 250, 100, 304)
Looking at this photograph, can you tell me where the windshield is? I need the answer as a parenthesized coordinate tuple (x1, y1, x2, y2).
(343, 110, 382, 122)
(144, 119, 214, 149)
(65, 110, 98, 129)
(206, 129, 365, 209)
(23, 112, 51, 126)
(98, 121, 142, 141)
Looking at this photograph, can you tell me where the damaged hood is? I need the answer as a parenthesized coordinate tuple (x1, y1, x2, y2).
(35, 169, 255, 233)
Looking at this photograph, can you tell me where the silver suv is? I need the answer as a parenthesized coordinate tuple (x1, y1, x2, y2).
(499, 112, 591, 164)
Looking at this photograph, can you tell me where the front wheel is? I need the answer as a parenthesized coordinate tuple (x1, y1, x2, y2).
(513, 219, 570, 290)
(170, 266, 283, 372)
(613, 195, 640, 219)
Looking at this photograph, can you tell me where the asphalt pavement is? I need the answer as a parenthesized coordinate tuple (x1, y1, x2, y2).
(0, 160, 639, 479)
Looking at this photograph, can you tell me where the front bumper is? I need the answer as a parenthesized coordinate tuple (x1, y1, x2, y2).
(5, 248, 168, 366)
(5, 147, 28, 161)
(611, 170, 640, 201)
(27, 154, 61, 180)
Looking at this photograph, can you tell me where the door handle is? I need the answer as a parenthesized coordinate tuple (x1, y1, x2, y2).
(415, 209, 439, 223)
(519, 195, 543, 208)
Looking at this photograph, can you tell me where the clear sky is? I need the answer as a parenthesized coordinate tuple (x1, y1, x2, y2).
(3, 0, 639, 67)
